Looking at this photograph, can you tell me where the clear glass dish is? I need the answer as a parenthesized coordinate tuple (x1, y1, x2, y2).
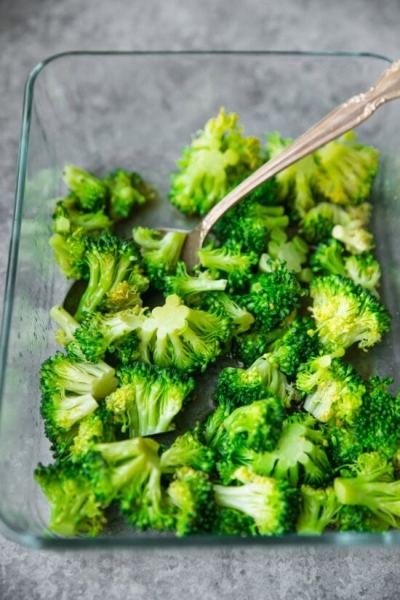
(2, 50, 400, 549)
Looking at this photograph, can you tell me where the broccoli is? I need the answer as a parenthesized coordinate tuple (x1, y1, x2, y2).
(41, 388, 99, 444)
(199, 292, 255, 335)
(335, 504, 389, 532)
(344, 253, 381, 296)
(164, 261, 227, 300)
(310, 239, 348, 277)
(266, 133, 320, 218)
(309, 275, 391, 350)
(132, 227, 187, 290)
(104, 169, 156, 221)
(299, 202, 350, 245)
(212, 508, 257, 536)
(331, 223, 374, 255)
(213, 466, 299, 535)
(314, 131, 379, 206)
(105, 362, 195, 437)
(247, 413, 332, 488)
(40, 351, 118, 400)
(52, 196, 113, 237)
(214, 355, 293, 408)
(334, 452, 400, 527)
(34, 460, 107, 536)
(167, 467, 216, 536)
(197, 243, 258, 292)
(296, 485, 339, 534)
(49, 229, 88, 281)
(160, 431, 216, 474)
(237, 264, 304, 334)
(327, 376, 400, 466)
(169, 107, 262, 216)
(62, 165, 109, 212)
(213, 199, 289, 254)
(265, 228, 309, 275)
(73, 232, 148, 321)
(231, 326, 288, 368)
(296, 350, 366, 424)
(67, 409, 115, 462)
(267, 317, 321, 378)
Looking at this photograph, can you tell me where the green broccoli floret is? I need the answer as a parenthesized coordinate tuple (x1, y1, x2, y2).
(73, 232, 148, 321)
(213, 200, 289, 254)
(299, 202, 351, 245)
(169, 107, 262, 216)
(265, 228, 309, 275)
(67, 409, 115, 462)
(296, 485, 339, 534)
(212, 508, 257, 536)
(328, 376, 400, 467)
(309, 275, 391, 351)
(214, 355, 293, 408)
(344, 253, 381, 296)
(164, 262, 227, 300)
(237, 265, 303, 334)
(296, 350, 366, 424)
(199, 292, 255, 335)
(314, 131, 379, 206)
(334, 452, 400, 527)
(167, 467, 216, 536)
(197, 243, 258, 292)
(63, 165, 109, 212)
(310, 239, 347, 277)
(40, 351, 118, 400)
(40, 388, 99, 444)
(231, 326, 287, 367)
(336, 504, 389, 532)
(331, 223, 374, 254)
(105, 362, 195, 437)
(34, 460, 107, 536)
(266, 132, 322, 219)
(104, 169, 156, 222)
(52, 196, 113, 237)
(132, 227, 187, 290)
(267, 317, 321, 378)
(160, 431, 216, 474)
(213, 466, 299, 535)
(49, 229, 88, 280)
(248, 413, 331, 488)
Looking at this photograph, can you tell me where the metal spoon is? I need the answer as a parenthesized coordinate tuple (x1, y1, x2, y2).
(179, 58, 400, 270)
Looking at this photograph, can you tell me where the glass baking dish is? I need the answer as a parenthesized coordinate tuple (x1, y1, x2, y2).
(2, 50, 400, 549)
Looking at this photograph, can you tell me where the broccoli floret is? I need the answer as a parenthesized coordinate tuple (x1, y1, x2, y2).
(40, 388, 99, 444)
(297, 350, 366, 424)
(167, 467, 216, 536)
(67, 409, 115, 462)
(49, 229, 88, 280)
(164, 261, 227, 300)
(334, 452, 400, 527)
(212, 507, 257, 536)
(199, 292, 255, 335)
(63, 165, 109, 212)
(314, 131, 379, 206)
(309, 275, 391, 351)
(132, 227, 187, 290)
(169, 107, 262, 216)
(213, 200, 289, 254)
(40, 351, 118, 400)
(52, 196, 113, 237)
(73, 233, 148, 321)
(231, 326, 287, 368)
(299, 202, 351, 245)
(310, 239, 347, 277)
(332, 223, 374, 254)
(197, 243, 258, 292)
(34, 460, 107, 536)
(250, 413, 331, 487)
(336, 504, 389, 532)
(214, 355, 293, 408)
(104, 169, 156, 221)
(344, 253, 381, 296)
(237, 265, 303, 334)
(160, 431, 216, 474)
(213, 466, 299, 535)
(105, 363, 195, 437)
(265, 228, 309, 275)
(296, 485, 339, 534)
(268, 317, 321, 378)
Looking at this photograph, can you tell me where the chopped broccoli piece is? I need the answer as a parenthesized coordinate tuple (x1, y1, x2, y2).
(265, 228, 309, 274)
(199, 292, 255, 335)
(332, 223, 374, 254)
(52, 196, 113, 237)
(105, 362, 195, 437)
(104, 169, 156, 221)
(336, 504, 389, 532)
(309, 275, 391, 351)
(213, 466, 299, 535)
(268, 317, 321, 378)
(160, 431, 216, 474)
(296, 485, 339, 534)
(164, 261, 227, 300)
(197, 243, 258, 292)
(213, 507, 257, 535)
(63, 165, 109, 212)
(344, 253, 381, 296)
(49, 229, 88, 281)
(169, 107, 262, 216)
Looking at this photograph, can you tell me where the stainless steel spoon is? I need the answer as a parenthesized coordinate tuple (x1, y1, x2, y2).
(178, 59, 400, 270)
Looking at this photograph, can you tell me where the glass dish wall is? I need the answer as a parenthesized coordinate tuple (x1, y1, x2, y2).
(1, 51, 400, 548)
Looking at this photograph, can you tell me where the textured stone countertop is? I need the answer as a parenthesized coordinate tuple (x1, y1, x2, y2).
(1, 1, 400, 598)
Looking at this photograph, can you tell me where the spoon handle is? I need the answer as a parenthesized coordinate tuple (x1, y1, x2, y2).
(182, 59, 400, 268)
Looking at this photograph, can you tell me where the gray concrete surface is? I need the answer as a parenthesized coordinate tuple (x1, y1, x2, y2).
(1, 0, 400, 598)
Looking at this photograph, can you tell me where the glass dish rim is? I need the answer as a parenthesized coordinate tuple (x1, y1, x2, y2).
(0, 49, 396, 549)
